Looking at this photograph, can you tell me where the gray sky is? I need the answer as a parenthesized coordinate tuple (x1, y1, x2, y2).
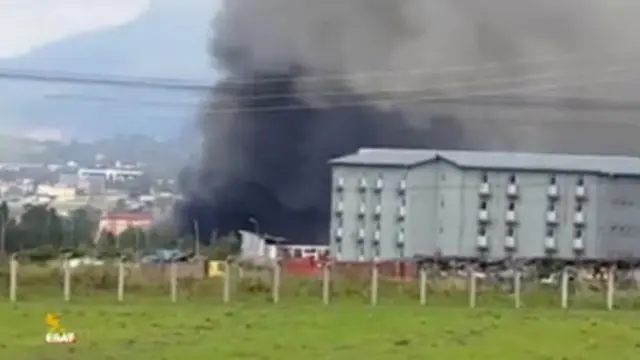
(0, 0, 220, 60)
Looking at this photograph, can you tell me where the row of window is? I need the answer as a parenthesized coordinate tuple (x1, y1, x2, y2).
(477, 200, 587, 213)
(334, 227, 406, 241)
(477, 225, 585, 251)
(335, 177, 407, 193)
(480, 172, 585, 186)
(477, 225, 583, 238)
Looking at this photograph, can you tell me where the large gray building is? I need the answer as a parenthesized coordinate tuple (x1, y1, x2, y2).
(328, 148, 640, 262)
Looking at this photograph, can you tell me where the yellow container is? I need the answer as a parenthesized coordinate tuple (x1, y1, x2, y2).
(207, 261, 226, 278)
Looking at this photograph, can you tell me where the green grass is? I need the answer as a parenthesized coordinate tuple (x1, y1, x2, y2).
(1, 300, 640, 359)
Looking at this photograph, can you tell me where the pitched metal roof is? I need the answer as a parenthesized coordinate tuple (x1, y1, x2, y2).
(329, 148, 640, 176)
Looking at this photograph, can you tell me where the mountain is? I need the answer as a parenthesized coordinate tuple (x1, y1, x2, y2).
(0, 0, 217, 140)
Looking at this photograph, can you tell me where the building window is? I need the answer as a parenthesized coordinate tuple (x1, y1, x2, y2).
(550, 175, 557, 185)
(481, 172, 489, 182)
(372, 241, 380, 257)
(508, 173, 517, 183)
(478, 225, 486, 236)
(507, 202, 516, 211)
(577, 176, 585, 186)
(575, 202, 583, 212)
(547, 202, 555, 211)
(546, 227, 554, 237)
(506, 226, 514, 237)
(479, 200, 488, 210)
(574, 228, 583, 238)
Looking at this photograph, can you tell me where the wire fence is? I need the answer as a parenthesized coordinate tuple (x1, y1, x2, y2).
(2, 256, 638, 310)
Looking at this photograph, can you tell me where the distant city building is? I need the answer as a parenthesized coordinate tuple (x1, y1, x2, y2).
(58, 173, 79, 188)
(329, 148, 640, 262)
(36, 184, 75, 201)
(78, 174, 106, 196)
(78, 167, 144, 181)
(98, 211, 153, 236)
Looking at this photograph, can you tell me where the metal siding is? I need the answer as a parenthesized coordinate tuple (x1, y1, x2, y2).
(584, 176, 601, 259)
(330, 165, 412, 261)
(460, 170, 480, 257)
(577, 174, 599, 259)
(330, 166, 356, 260)
(553, 173, 574, 259)
(405, 163, 437, 257)
(436, 162, 466, 257)
(331, 155, 640, 261)
(598, 177, 640, 258)
(594, 177, 609, 258)
(377, 169, 406, 260)
(331, 148, 640, 176)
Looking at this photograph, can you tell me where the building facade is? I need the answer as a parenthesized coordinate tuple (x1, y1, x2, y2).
(98, 211, 153, 236)
(329, 148, 640, 261)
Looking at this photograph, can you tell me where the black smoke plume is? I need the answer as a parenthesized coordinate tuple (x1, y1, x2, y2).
(179, 0, 640, 243)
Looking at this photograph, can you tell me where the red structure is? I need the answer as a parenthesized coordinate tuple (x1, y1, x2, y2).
(98, 211, 153, 236)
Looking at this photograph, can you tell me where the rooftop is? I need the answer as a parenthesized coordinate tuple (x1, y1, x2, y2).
(330, 148, 640, 176)
(101, 211, 153, 221)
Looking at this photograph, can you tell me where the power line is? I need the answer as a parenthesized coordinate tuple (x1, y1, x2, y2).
(0, 69, 212, 91)
(196, 66, 640, 117)
(0, 47, 637, 90)
(32, 64, 640, 128)
(44, 91, 640, 116)
(190, 61, 640, 103)
(2, 54, 640, 127)
(37, 61, 640, 107)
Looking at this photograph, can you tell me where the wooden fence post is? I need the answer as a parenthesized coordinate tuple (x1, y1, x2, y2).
(370, 260, 379, 306)
(117, 256, 125, 302)
(170, 261, 178, 303)
(606, 265, 615, 311)
(272, 258, 281, 304)
(222, 257, 231, 304)
(468, 265, 477, 309)
(63, 254, 71, 302)
(513, 270, 522, 309)
(419, 264, 427, 305)
(9, 253, 17, 302)
(560, 267, 569, 309)
(322, 260, 331, 305)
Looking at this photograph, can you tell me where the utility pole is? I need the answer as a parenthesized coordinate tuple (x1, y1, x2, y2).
(193, 220, 200, 257)
(249, 218, 259, 236)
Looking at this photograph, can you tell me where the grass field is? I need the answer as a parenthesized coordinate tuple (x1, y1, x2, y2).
(1, 300, 640, 360)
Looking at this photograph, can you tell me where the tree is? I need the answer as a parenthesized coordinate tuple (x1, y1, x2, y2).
(97, 231, 119, 258)
(147, 223, 179, 249)
(114, 198, 128, 211)
(0, 201, 9, 259)
(65, 207, 99, 247)
(19, 205, 64, 250)
(118, 227, 144, 251)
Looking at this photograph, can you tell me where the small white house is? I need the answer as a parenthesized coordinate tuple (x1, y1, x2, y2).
(238, 230, 279, 261)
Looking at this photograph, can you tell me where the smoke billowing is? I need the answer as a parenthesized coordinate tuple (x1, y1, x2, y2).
(180, 0, 640, 243)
